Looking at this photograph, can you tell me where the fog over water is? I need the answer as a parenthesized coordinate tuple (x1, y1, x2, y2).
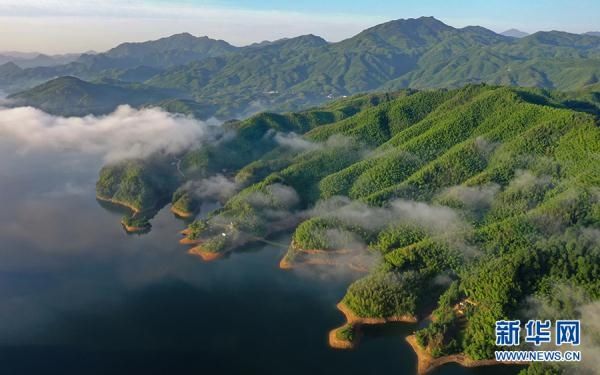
(0, 114, 521, 374)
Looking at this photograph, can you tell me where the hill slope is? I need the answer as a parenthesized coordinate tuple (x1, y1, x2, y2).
(8, 76, 175, 116)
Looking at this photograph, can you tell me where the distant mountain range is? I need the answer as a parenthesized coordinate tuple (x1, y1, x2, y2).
(3, 17, 600, 119)
(500, 29, 600, 39)
(0, 52, 84, 69)
(500, 29, 529, 38)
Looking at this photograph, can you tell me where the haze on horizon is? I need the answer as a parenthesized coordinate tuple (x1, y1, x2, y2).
(1, 0, 599, 54)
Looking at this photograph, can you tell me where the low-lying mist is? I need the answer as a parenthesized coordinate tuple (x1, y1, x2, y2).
(0, 105, 219, 163)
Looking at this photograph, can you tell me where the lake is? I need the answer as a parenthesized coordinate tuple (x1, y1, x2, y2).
(0, 142, 522, 375)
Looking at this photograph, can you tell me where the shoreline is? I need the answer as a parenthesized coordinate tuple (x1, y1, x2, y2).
(175, 227, 524, 374)
(179, 236, 203, 245)
(280, 242, 370, 272)
(171, 205, 195, 219)
(282, 257, 370, 271)
(328, 302, 417, 349)
(279, 256, 342, 269)
(187, 245, 225, 261)
(120, 219, 149, 233)
(337, 302, 418, 325)
(279, 256, 293, 269)
(405, 335, 525, 374)
(178, 228, 225, 260)
(183, 232, 291, 263)
(96, 194, 140, 214)
(328, 325, 361, 349)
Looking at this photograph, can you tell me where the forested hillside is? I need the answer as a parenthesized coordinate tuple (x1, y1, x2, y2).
(7, 76, 175, 116)
(96, 84, 600, 372)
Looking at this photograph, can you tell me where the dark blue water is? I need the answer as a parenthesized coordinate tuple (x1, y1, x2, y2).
(0, 143, 522, 375)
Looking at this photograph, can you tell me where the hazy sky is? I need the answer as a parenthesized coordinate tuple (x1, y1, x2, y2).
(1, 0, 599, 54)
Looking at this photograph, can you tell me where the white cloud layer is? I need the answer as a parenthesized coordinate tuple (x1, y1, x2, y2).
(0, 105, 213, 162)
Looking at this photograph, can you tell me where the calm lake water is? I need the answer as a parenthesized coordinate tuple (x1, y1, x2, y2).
(0, 142, 522, 375)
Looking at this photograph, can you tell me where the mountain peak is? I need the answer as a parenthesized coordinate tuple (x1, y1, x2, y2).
(341, 16, 453, 50)
(500, 29, 529, 38)
(293, 34, 327, 43)
(93, 32, 236, 69)
(0, 61, 23, 74)
(167, 32, 197, 40)
(269, 34, 328, 49)
(366, 16, 453, 35)
(411, 16, 451, 27)
(40, 75, 87, 87)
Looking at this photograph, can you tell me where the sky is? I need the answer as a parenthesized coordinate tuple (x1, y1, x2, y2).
(0, 0, 599, 54)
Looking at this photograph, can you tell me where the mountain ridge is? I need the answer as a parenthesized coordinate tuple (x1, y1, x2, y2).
(5, 17, 600, 119)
